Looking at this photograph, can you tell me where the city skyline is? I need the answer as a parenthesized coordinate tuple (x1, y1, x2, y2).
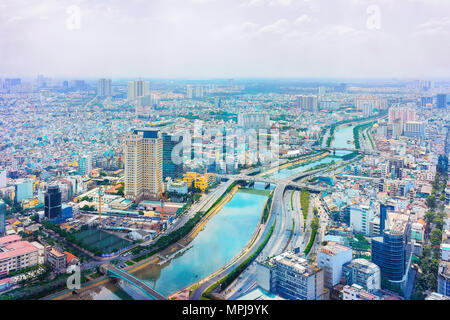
(1, 0, 450, 79)
(0, 0, 449, 306)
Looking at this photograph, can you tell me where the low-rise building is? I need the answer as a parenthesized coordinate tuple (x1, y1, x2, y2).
(342, 284, 380, 300)
(0, 235, 39, 275)
(425, 292, 450, 300)
(257, 252, 324, 300)
(317, 242, 352, 289)
(45, 247, 67, 272)
(342, 258, 381, 293)
(167, 179, 188, 195)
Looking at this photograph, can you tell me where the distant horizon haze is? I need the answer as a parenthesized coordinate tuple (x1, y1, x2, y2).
(1, 0, 449, 79)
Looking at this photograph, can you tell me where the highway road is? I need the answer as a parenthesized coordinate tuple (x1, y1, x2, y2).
(259, 183, 287, 260)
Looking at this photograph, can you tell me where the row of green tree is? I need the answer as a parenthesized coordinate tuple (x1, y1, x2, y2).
(353, 121, 376, 149)
(411, 155, 448, 299)
(261, 191, 273, 224)
(300, 188, 310, 229)
(303, 208, 320, 255)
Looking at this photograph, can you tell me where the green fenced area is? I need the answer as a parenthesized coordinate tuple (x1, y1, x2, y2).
(73, 229, 132, 254)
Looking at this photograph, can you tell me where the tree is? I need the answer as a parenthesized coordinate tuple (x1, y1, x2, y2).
(424, 211, 436, 224)
(425, 195, 437, 210)
(433, 217, 445, 231)
(410, 291, 425, 300)
(430, 229, 442, 247)
(311, 216, 320, 232)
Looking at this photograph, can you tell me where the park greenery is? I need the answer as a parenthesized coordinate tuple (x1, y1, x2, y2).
(300, 188, 310, 229)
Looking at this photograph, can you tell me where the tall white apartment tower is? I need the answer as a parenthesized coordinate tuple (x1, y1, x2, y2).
(125, 129, 163, 202)
(97, 78, 112, 97)
(128, 80, 150, 101)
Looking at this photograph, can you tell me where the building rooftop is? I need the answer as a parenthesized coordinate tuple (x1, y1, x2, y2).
(439, 261, 450, 279)
(426, 292, 450, 300)
(270, 251, 320, 276)
(132, 128, 160, 139)
(385, 212, 409, 235)
(48, 248, 66, 258)
(0, 241, 38, 260)
(343, 284, 379, 300)
(319, 242, 351, 256)
(0, 234, 22, 246)
(346, 258, 379, 273)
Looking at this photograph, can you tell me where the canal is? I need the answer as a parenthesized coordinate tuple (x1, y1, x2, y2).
(83, 187, 271, 299)
(264, 124, 355, 180)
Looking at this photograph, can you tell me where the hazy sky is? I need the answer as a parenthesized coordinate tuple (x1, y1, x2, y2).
(1, 0, 449, 79)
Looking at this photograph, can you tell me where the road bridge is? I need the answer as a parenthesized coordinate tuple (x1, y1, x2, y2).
(103, 264, 167, 300)
(216, 174, 328, 193)
(312, 146, 379, 156)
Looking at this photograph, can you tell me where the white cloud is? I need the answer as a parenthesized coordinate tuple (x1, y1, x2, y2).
(242, 0, 292, 7)
(1, 0, 450, 78)
(294, 14, 313, 25)
(258, 18, 289, 34)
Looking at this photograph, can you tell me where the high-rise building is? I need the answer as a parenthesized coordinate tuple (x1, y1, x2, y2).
(14, 179, 33, 203)
(297, 95, 318, 112)
(317, 242, 353, 289)
(4, 78, 21, 91)
(0, 200, 6, 237)
(388, 107, 416, 124)
(350, 204, 375, 236)
(257, 251, 324, 300)
(97, 78, 112, 97)
(44, 185, 62, 220)
(438, 261, 450, 297)
(437, 94, 447, 109)
(421, 96, 433, 108)
(362, 103, 374, 117)
(237, 112, 271, 130)
(403, 121, 425, 138)
(371, 212, 410, 282)
(162, 133, 183, 180)
(342, 259, 381, 293)
(128, 80, 150, 101)
(78, 154, 92, 177)
(70, 80, 86, 90)
(379, 203, 388, 234)
(0, 169, 6, 188)
(186, 85, 204, 99)
(318, 86, 326, 96)
(355, 96, 388, 112)
(125, 129, 163, 202)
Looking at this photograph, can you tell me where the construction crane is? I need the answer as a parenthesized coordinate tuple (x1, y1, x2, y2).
(154, 142, 167, 233)
(98, 187, 104, 222)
